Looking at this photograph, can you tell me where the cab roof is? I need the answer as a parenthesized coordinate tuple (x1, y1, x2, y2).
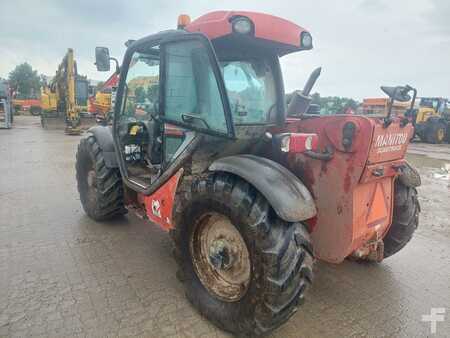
(185, 11, 311, 56)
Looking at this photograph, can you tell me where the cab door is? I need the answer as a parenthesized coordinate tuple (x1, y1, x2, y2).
(113, 32, 234, 193)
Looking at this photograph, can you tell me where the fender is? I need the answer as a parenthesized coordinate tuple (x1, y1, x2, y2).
(398, 161, 421, 188)
(209, 155, 317, 223)
(87, 126, 118, 168)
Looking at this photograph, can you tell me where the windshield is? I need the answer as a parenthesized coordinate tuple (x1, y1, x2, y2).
(420, 98, 439, 109)
(220, 59, 277, 125)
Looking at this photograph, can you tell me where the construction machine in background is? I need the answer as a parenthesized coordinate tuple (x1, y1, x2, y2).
(88, 72, 119, 124)
(11, 95, 41, 116)
(410, 97, 450, 143)
(40, 48, 95, 134)
(0, 79, 13, 128)
(362, 97, 410, 116)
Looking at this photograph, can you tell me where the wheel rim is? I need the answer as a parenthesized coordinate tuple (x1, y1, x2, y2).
(190, 212, 251, 302)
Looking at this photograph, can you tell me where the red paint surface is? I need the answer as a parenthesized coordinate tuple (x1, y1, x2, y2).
(140, 169, 183, 230)
(12, 98, 41, 110)
(186, 11, 308, 50)
(273, 116, 411, 262)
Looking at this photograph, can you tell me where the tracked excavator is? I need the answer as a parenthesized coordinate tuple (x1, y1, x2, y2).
(40, 49, 95, 134)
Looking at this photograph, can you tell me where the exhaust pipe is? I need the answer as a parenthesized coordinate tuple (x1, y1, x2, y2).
(302, 67, 322, 96)
(287, 67, 322, 116)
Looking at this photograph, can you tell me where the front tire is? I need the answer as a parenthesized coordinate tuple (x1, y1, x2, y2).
(76, 134, 127, 221)
(425, 120, 447, 144)
(383, 181, 420, 258)
(172, 173, 313, 336)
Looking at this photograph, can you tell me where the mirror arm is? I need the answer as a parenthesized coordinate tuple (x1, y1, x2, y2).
(110, 57, 120, 74)
(409, 87, 417, 110)
(384, 87, 400, 127)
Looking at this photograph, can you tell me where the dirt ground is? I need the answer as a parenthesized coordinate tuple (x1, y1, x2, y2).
(1, 116, 449, 338)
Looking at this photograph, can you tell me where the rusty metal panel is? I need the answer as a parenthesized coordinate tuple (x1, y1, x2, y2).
(367, 119, 414, 164)
(350, 177, 393, 256)
(276, 115, 400, 262)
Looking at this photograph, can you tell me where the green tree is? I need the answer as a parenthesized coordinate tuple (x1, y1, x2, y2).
(310, 92, 359, 114)
(8, 63, 41, 98)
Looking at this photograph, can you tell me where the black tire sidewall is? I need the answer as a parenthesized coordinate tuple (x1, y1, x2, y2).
(383, 181, 419, 258)
(427, 121, 446, 143)
(76, 138, 98, 217)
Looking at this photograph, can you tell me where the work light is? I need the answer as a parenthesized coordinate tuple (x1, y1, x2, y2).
(232, 17, 253, 34)
(301, 32, 313, 49)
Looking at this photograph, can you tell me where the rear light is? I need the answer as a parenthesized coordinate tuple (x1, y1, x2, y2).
(278, 133, 319, 153)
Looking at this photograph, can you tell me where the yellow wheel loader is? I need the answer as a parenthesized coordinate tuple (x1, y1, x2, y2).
(411, 97, 449, 143)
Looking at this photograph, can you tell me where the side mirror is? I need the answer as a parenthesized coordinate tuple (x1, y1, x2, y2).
(95, 47, 111, 72)
(381, 86, 411, 102)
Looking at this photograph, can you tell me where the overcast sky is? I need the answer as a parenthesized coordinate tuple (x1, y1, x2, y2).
(0, 0, 448, 99)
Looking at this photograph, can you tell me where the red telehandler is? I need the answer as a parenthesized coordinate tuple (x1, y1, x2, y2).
(75, 11, 420, 336)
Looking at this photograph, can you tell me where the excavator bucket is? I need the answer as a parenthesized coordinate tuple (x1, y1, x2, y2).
(40, 112, 97, 134)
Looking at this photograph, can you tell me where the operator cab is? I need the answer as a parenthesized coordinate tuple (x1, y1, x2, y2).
(419, 97, 447, 113)
(95, 11, 315, 191)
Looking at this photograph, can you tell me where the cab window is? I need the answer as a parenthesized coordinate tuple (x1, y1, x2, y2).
(164, 40, 229, 135)
(220, 59, 277, 124)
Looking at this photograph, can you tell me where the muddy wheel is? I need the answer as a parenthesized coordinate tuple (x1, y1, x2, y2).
(172, 173, 313, 336)
(76, 134, 127, 221)
(383, 181, 420, 258)
(425, 120, 447, 144)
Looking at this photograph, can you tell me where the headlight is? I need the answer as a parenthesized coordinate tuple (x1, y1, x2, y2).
(232, 17, 253, 34)
(301, 32, 313, 49)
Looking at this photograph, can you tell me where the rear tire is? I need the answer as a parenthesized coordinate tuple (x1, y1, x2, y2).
(383, 181, 420, 258)
(76, 134, 127, 221)
(172, 173, 314, 336)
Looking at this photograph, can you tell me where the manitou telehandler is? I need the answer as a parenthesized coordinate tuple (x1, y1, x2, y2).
(76, 11, 421, 336)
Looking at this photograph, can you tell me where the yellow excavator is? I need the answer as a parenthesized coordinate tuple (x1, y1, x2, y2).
(40, 48, 95, 134)
(410, 97, 450, 143)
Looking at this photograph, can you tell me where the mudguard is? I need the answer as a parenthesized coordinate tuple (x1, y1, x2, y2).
(87, 126, 118, 168)
(398, 161, 421, 187)
(209, 155, 317, 223)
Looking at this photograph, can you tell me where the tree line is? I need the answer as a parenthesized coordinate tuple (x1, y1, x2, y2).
(6, 62, 360, 113)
